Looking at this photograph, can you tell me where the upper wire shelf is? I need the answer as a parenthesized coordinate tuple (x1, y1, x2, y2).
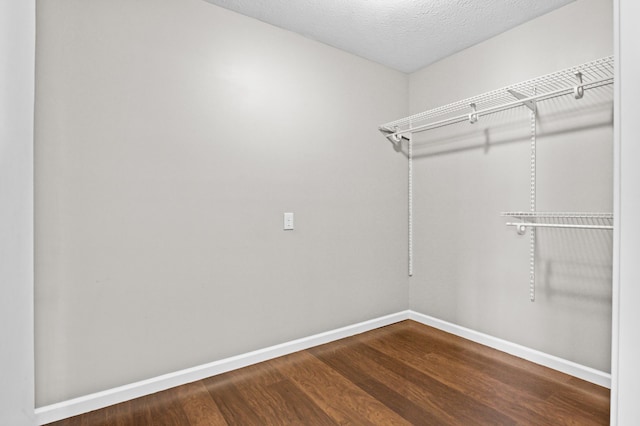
(379, 56, 614, 144)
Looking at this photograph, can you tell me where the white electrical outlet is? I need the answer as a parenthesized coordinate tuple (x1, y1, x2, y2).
(283, 212, 294, 230)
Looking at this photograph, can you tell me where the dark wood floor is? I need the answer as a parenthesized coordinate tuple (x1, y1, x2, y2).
(47, 320, 610, 425)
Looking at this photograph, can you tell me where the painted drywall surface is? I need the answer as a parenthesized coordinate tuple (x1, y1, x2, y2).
(0, 0, 36, 424)
(35, 0, 408, 405)
(614, 0, 640, 422)
(408, 0, 614, 372)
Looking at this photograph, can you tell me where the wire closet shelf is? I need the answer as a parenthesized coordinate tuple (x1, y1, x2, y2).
(378, 56, 615, 287)
(378, 56, 614, 142)
(501, 212, 614, 234)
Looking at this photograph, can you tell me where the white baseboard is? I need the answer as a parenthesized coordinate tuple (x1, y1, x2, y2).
(35, 311, 410, 425)
(408, 311, 611, 389)
(36, 309, 610, 424)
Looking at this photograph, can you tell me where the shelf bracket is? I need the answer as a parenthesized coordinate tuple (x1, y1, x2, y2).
(507, 89, 537, 113)
(379, 126, 404, 152)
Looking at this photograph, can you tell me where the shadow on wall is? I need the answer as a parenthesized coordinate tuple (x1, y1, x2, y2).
(536, 228, 613, 306)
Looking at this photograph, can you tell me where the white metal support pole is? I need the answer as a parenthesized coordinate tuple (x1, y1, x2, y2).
(529, 107, 537, 302)
(408, 132, 413, 277)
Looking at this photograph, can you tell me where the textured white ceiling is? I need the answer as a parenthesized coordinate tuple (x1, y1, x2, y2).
(202, 0, 575, 73)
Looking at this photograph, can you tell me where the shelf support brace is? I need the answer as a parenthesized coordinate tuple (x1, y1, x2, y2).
(379, 126, 404, 152)
(507, 89, 537, 113)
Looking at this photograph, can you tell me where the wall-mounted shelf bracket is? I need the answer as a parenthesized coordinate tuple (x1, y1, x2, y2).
(379, 126, 404, 152)
(507, 89, 537, 113)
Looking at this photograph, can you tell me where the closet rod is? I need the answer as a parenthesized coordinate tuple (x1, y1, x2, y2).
(506, 222, 614, 231)
(381, 76, 612, 139)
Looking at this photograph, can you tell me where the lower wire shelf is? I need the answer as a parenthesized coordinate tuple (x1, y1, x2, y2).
(501, 211, 613, 235)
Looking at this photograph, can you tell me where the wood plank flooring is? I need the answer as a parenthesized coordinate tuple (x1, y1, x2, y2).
(47, 320, 610, 425)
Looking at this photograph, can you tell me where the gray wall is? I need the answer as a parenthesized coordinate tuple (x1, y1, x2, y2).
(0, 0, 35, 424)
(408, 0, 613, 372)
(35, 0, 409, 406)
(35, 0, 618, 410)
